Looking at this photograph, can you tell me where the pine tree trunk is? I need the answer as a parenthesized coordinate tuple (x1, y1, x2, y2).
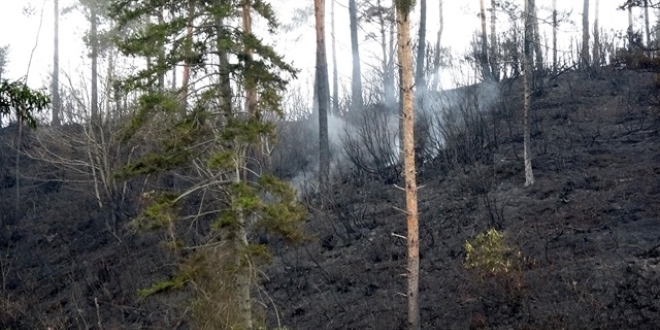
(645, 0, 651, 47)
(479, 0, 490, 80)
(378, 0, 395, 108)
(395, 1, 420, 329)
(216, 3, 232, 116)
(91, 7, 99, 123)
(158, 10, 165, 90)
(581, 0, 590, 69)
(349, 0, 364, 111)
(431, 0, 443, 91)
(415, 0, 427, 89)
(628, 6, 633, 52)
(238, 2, 256, 329)
(181, 0, 194, 114)
(331, 0, 339, 116)
(315, 0, 330, 186)
(490, 0, 499, 82)
(552, 0, 557, 74)
(512, 19, 520, 77)
(530, 0, 543, 71)
(593, 0, 600, 67)
(524, 0, 535, 187)
(52, 0, 60, 126)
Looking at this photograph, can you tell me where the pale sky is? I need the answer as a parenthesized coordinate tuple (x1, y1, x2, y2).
(0, 0, 637, 99)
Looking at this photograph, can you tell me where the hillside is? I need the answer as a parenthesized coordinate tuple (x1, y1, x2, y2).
(1, 68, 660, 329)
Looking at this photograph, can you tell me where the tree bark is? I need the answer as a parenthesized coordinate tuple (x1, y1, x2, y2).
(91, 6, 99, 123)
(180, 0, 195, 113)
(395, 1, 420, 329)
(53, 0, 61, 126)
(581, 0, 590, 69)
(415, 0, 427, 89)
(216, 0, 232, 116)
(431, 0, 443, 91)
(552, 0, 558, 74)
(157, 9, 165, 90)
(479, 0, 490, 80)
(490, 0, 499, 82)
(593, 0, 600, 67)
(315, 0, 331, 186)
(645, 0, 651, 47)
(524, 0, 535, 187)
(530, 0, 543, 71)
(331, 0, 339, 116)
(239, 2, 256, 328)
(628, 6, 634, 52)
(349, 0, 364, 111)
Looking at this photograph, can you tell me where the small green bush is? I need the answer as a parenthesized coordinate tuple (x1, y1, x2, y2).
(464, 228, 519, 277)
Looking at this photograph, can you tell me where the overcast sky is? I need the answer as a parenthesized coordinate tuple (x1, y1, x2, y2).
(0, 0, 637, 96)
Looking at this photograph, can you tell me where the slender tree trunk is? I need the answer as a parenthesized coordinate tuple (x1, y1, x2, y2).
(593, 0, 600, 67)
(52, 0, 61, 126)
(431, 0, 443, 91)
(91, 7, 99, 123)
(378, 0, 395, 108)
(238, 2, 256, 329)
(552, 0, 558, 74)
(349, 0, 364, 111)
(105, 47, 114, 120)
(645, 0, 651, 47)
(331, 0, 339, 116)
(530, 0, 543, 71)
(181, 0, 194, 114)
(581, 0, 590, 69)
(315, 0, 330, 186)
(395, 1, 420, 329)
(479, 0, 490, 80)
(628, 6, 634, 52)
(415, 0, 427, 89)
(216, 1, 232, 116)
(490, 0, 499, 82)
(157, 10, 165, 90)
(512, 19, 520, 77)
(524, 0, 535, 187)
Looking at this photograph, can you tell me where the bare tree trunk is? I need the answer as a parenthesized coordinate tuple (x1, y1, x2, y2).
(628, 6, 634, 52)
(91, 7, 99, 123)
(593, 0, 600, 67)
(181, 0, 194, 114)
(52, 0, 61, 126)
(331, 0, 339, 116)
(396, 1, 420, 329)
(530, 0, 543, 71)
(479, 0, 490, 80)
(581, 0, 590, 69)
(490, 0, 499, 82)
(315, 0, 330, 186)
(349, 0, 364, 111)
(238, 2, 255, 329)
(552, 0, 558, 74)
(157, 9, 165, 90)
(645, 0, 651, 47)
(415, 0, 427, 89)
(523, 0, 535, 187)
(377, 0, 395, 108)
(215, 1, 231, 116)
(512, 19, 520, 77)
(105, 47, 114, 119)
(431, 0, 443, 91)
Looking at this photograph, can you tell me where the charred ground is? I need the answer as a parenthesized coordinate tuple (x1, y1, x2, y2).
(1, 68, 660, 329)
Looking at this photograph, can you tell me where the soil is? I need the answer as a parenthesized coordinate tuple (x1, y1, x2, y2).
(1, 68, 660, 329)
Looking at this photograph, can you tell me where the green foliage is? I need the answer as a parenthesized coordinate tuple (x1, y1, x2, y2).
(464, 228, 519, 277)
(0, 80, 50, 128)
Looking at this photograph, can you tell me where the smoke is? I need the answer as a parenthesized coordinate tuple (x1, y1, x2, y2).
(280, 74, 501, 195)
